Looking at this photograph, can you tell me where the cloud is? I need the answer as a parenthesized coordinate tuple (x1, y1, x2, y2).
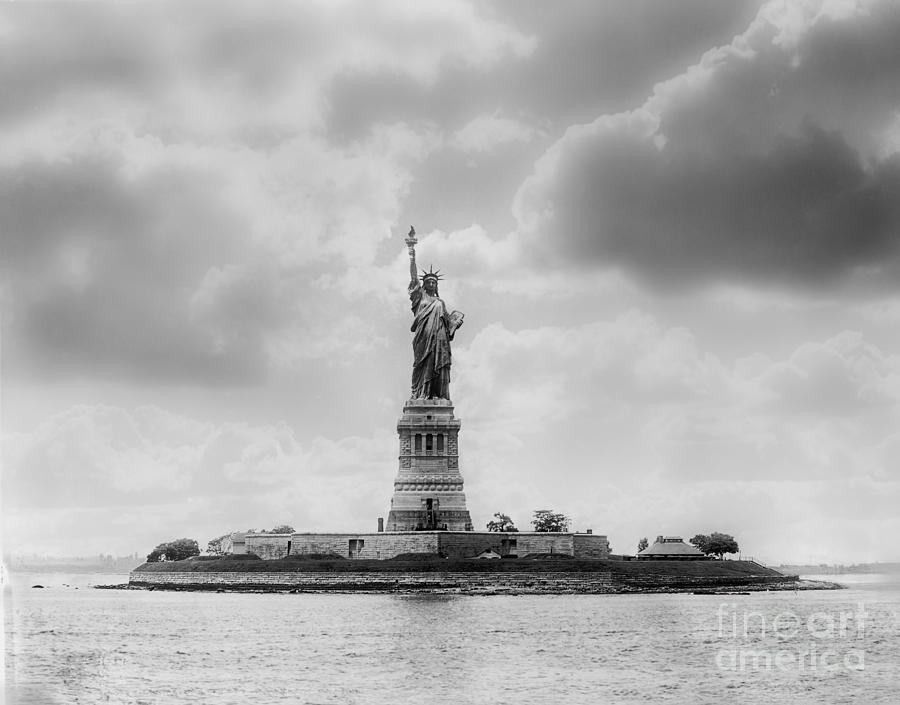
(0, 3, 534, 385)
(1, 405, 395, 554)
(0, 156, 270, 384)
(858, 296, 900, 324)
(456, 310, 727, 419)
(0, 107, 430, 387)
(757, 331, 900, 415)
(446, 312, 900, 561)
(513, 0, 900, 291)
(452, 112, 539, 153)
(3, 1, 897, 567)
(363, 224, 636, 308)
(451, 311, 737, 531)
(646, 329, 900, 483)
(453, 312, 898, 501)
(5, 315, 898, 561)
(0, 2, 536, 139)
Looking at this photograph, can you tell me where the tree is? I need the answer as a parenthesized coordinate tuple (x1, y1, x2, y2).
(690, 532, 739, 559)
(486, 513, 518, 532)
(531, 509, 570, 533)
(637, 537, 649, 553)
(690, 534, 711, 555)
(146, 538, 200, 563)
(266, 524, 295, 534)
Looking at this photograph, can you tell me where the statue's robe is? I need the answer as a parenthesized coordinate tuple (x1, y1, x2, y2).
(409, 281, 453, 399)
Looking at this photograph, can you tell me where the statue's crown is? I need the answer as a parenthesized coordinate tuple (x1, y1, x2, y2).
(420, 265, 443, 282)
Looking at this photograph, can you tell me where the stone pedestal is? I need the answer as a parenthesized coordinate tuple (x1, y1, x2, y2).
(386, 399, 473, 532)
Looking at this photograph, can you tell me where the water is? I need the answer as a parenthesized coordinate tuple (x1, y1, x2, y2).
(4, 571, 899, 704)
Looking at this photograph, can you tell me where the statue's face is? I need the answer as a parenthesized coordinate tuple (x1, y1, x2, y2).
(423, 277, 438, 293)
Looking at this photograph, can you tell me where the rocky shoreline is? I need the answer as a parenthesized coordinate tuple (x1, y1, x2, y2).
(114, 557, 844, 595)
(107, 569, 844, 595)
(99, 579, 843, 595)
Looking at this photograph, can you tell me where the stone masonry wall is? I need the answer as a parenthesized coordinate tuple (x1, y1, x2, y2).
(130, 570, 618, 593)
(246, 531, 610, 560)
(573, 534, 611, 559)
(287, 532, 440, 559)
(129, 570, 795, 593)
(437, 532, 610, 559)
(516, 533, 575, 556)
(245, 534, 291, 560)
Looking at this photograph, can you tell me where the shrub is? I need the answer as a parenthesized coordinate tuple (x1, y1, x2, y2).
(146, 538, 200, 563)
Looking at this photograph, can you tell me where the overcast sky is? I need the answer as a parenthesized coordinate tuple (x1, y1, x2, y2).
(3, 0, 900, 565)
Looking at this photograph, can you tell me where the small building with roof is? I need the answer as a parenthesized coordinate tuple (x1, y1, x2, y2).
(637, 535, 707, 560)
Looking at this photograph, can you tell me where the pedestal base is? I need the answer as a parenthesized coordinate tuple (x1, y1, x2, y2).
(385, 509, 473, 532)
(386, 398, 473, 532)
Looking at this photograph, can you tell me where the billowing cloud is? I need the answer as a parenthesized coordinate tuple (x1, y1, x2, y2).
(0, 156, 271, 384)
(448, 313, 899, 558)
(3, 1, 898, 567)
(644, 330, 900, 482)
(0, 3, 535, 384)
(757, 331, 900, 415)
(5, 313, 899, 561)
(0, 2, 536, 138)
(456, 311, 728, 419)
(514, 0, 900, 291)
(0, 6, 531, 353)
(1, 405, 395, 554)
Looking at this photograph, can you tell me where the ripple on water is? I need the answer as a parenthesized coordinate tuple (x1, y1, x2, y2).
(4, 575, 899, 704)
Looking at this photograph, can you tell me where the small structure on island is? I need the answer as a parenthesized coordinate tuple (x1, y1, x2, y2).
(471, 549, 502, 560)
(637, 535, 706, 560)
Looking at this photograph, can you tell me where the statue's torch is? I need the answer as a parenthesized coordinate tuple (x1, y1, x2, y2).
(405, 225, 417, 253)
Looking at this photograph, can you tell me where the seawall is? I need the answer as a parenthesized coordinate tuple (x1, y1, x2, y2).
(128, 569, 798, 594)
(130, 570, 616, 593)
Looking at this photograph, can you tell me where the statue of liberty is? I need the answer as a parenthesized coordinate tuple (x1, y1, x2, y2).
(405, 227, 464, 400)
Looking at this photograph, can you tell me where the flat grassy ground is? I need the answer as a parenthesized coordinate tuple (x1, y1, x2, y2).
(133, 556, 787, 577)
(596, 560, 785, 577)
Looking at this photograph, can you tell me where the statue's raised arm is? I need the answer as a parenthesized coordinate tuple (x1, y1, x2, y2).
(405, 225, 464, 401)
(406, 226, 418, 284)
